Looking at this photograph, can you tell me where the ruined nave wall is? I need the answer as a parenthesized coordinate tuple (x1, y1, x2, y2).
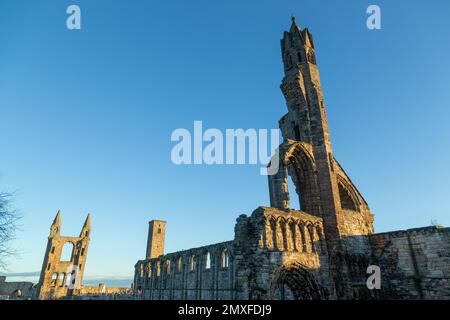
(371, 226, 450, 299)
(134, 241, 235, 300)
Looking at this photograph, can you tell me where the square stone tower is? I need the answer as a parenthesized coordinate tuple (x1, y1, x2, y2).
(145, 220, 166, 259)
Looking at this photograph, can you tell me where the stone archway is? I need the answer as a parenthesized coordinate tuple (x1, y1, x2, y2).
(268, 141, 321, 215)
(269, 262, 326, 300)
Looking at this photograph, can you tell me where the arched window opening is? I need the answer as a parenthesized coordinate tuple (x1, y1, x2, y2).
(60, 242, 74, 262)
(51, 273, 58, 286)
(299, 223, 308, 252)
(270, 219, 277, 250)
(294, 223, 303, 252)
(147, 264, 152, 278)
(280, 220, 288, 251)
(287, 175, 301, 210)
(165, 260, 171, 275)
(156, 262, 161, 277)
(297, 52, 302, 63)
(66, 271, 75, 287)
(177, 257, 182, 273)
(204, 252, 211, 269)
(58, 273, 66, 287)
(289, 222, 297, 251)
(316, 226, 323, 241)
(190, 255, 196, 272)
(338, 183, 358, 211)
(308, 225, 316, 252)
(268, 144, 321, 215)
(221, 249, 229, 268)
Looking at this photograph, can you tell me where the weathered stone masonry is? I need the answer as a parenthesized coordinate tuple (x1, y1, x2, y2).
(135, 239, 235, 300)
(133, 17, 449, 300)
(36, 211, 91, 300)
(370, 226, 450, 299)
(135, 208, 335, 300)
(1, 213, 133, 300)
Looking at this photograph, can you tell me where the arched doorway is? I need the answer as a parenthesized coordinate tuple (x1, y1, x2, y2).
(270, 262, 327, 300)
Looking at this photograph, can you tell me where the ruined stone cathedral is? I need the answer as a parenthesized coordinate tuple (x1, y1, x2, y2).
(37, 211, 91, 300)
(133, 18, 450, 300)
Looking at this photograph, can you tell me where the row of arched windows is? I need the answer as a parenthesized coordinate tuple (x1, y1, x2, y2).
(50, 271, 76, 288)
(139, 248, 231, 279)
(263, 217, 323, 253)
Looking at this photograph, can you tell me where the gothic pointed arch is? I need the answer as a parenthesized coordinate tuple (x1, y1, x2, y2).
(336, 175, 360, 212)
(269, 262, 327, 300)
(268, 141, 321, 215)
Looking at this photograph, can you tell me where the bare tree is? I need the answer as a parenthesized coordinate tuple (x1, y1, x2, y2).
(0, 191, 21, 270)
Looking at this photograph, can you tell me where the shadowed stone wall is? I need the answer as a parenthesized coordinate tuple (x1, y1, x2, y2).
(371, 226, 450, 299)
(134, 207, 335, 300)
(0, 276, 37, 299)
(134, 241, 235, 300)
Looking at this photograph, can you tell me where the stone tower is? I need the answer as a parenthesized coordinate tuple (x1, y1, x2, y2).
(145, 220, 166, 259)
(37, 211, 91, 300)
(268, 17, 375, 298)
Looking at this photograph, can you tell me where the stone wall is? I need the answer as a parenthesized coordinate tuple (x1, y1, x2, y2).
(0, 276, 37, 299)
(133, 208, 450, 300)
(134, 241, 235, 300)
(62, 284, 133, 300)
(80, 283, 132, 296)
(134, 207, 335, 300)
(233, 207, 334, 300)
(371, 226, 450, 299)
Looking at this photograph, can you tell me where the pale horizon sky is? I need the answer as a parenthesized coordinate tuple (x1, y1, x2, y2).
(1, 0, 449, 285)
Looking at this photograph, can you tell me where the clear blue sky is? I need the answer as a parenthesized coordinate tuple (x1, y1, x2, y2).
(1, 0, 449, 284)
